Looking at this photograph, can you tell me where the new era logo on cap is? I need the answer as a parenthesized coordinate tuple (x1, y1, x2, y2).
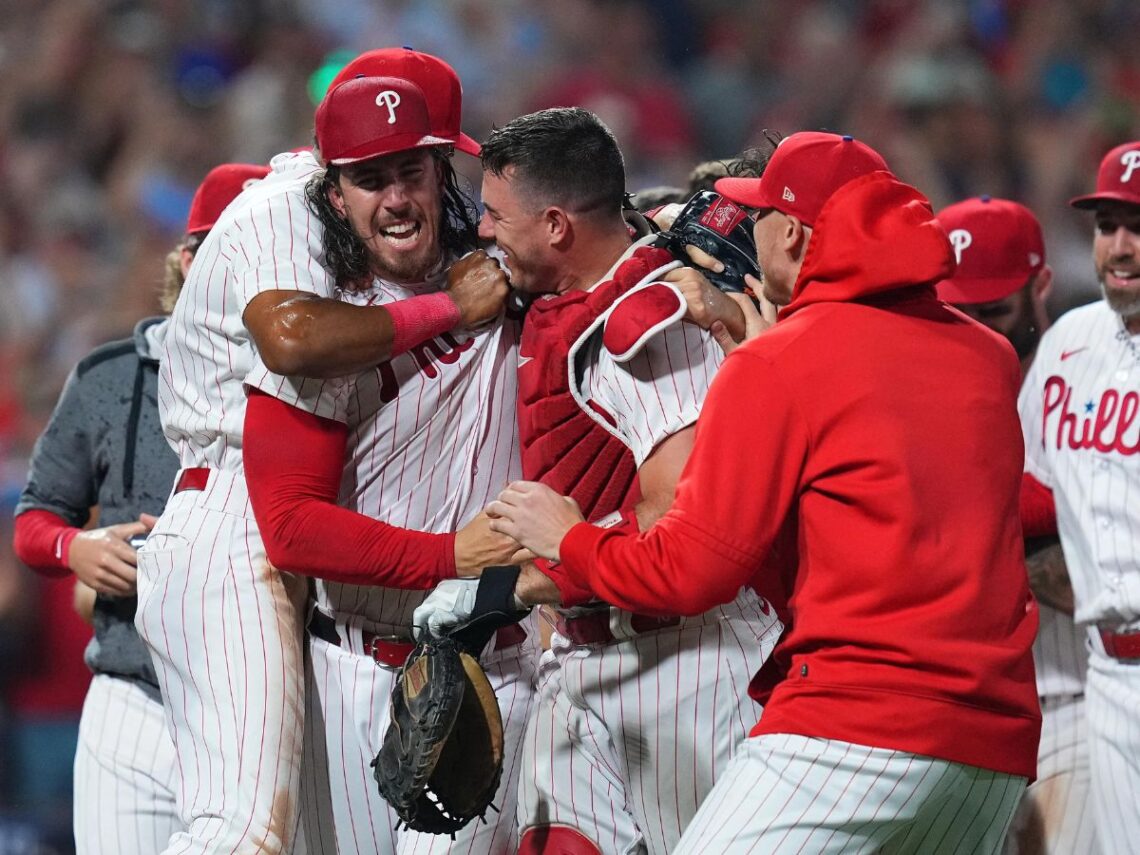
(315, 75, 451, 166)
(1070, 140, 1140, 209)
(782, 187, 796, 202)
(935, 196, 1045, 305)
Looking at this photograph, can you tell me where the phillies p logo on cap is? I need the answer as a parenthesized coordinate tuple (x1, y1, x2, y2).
(948, 229, 973, 264)
(375, 89, 401, 124)
(314, 75, 452, 166)
(1120, 149, 1140, 184)
(934, 196, 1045, 305)
(1069, 140, 1140, 209)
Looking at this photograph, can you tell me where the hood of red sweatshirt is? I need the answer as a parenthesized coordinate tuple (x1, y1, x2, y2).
(780, 171, 954, 319)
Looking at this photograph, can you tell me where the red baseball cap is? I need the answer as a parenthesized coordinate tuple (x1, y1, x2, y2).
(934, 196, 1045, 304)
(315, 76, 452, 166)
(1069, 140, 1140, 209)
(715, 131, 890, 227)
(329, 47, 480, 156)
(186, 163, 271, 235)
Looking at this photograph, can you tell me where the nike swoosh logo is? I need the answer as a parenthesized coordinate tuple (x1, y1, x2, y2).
(518, 356, 534, 368)
(1060, 347, 1088, 361)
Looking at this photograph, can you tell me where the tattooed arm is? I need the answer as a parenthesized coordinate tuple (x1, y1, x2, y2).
(1024, 536, 1074, 615)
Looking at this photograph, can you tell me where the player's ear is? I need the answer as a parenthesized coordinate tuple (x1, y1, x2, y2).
(326, 174, 347, 219)
(180, 246, 195, 278)
(545, 206, 571, 248)
(784, 215, 809, 261)
(1032, 265, 1053, 305)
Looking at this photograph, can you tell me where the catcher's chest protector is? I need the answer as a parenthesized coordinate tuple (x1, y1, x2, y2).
(517, 245, 676, 521)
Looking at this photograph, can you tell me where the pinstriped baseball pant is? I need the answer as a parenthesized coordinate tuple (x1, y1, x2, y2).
(1004, 693, 1097, 854)
(136, 480, 309, 855)
(74, 674, 182, 854)
(675, 733, 1026, 854)
(518, 589, 781, 854)
(1085, 650, 1140, 855)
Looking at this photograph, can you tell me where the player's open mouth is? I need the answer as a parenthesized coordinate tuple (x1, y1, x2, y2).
(379, 221, 421, 248)
(1105, 268, 1140, 287)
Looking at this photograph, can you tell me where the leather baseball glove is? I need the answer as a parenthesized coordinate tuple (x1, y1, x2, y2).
(372, 635, 504, 836)
(654, 190, 762, 294)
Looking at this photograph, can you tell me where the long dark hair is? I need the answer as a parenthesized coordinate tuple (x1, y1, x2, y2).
(305, 148, 479, 290)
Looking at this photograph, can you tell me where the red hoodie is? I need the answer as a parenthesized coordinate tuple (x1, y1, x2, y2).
(560, 172, 1041, 780)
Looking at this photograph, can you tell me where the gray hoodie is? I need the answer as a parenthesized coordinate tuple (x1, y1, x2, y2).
(16, 316, 179, 695)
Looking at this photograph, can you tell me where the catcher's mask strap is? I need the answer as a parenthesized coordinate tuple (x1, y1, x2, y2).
(448, 566, 529, 654)
(622, 193, 660, 239)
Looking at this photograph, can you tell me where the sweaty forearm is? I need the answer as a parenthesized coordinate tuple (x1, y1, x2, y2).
(1024, 537, 1074, 615)
(246, 291, 459, 378)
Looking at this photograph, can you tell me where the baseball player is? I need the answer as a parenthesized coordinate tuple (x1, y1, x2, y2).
(488, 132, 1042, 853)
(133, 50, 509, 854)
(240, 72, 536, 854)
(1018, 139, 1140, 854)
(935, 196, 1095, 855)
(12, 162, 268, 854)
(422, 107, 782, 854)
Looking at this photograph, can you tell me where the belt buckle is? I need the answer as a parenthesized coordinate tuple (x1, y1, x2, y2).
(364, 633, 414, 670)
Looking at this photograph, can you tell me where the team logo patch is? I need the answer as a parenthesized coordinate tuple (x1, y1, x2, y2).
(698, 197, 747, 235)
(1120, 150, 1140, 184)
(375, 90, 402, 124)
(782, 187, 796, 203)
(949, 228, 973, 263)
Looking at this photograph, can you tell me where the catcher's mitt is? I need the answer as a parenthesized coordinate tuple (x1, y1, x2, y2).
(372, 636, 505, 836)
(655, 190, 762, 294)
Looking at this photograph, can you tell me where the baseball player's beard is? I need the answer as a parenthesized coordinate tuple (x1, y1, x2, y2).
(366, 223, 442, 284)
(1098, 277, 1140, 322)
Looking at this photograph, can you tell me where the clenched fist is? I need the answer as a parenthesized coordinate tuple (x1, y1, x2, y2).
(445, 250, 510, 329)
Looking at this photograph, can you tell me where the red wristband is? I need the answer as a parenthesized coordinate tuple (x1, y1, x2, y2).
(386, 292, 462, 357)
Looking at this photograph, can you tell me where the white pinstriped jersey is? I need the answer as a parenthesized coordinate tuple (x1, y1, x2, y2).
(1019, 300, 1140, 628)
(576, 316, 723, 467)
(159, 150, 348, 471)
(312, 276, 521, 634)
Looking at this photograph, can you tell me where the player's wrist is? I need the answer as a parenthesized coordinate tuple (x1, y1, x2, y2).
(385, 292, 462, 357)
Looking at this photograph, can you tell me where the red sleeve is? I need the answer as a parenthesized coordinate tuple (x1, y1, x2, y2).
(244, 388, 456, 588)
(12, 510, 78, 578)
(560, 351, 807, 615)
(1019, 473, 1057, 539)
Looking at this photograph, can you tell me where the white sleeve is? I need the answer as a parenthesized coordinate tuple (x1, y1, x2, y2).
(228, 185, 334, 312)
(587, 320, 723, 467)
(228, 185, 351, 422)
(1018, 330, 1055, 487)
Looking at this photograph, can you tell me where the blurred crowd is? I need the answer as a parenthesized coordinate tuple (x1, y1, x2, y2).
(0, 0, 1137, 849)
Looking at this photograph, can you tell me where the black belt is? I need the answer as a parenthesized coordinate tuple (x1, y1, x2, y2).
(307, 609, 527, 667)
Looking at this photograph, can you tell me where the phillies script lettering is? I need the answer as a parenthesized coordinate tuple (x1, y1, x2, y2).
(378, 333, 474, 403)
(1042, 376, 1140, 455)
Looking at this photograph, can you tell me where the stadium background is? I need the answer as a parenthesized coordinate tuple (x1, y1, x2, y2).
(0, 0, 1136, 850)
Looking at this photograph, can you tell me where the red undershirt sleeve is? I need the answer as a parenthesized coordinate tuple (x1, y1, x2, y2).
(244, 388, 456, 588)
(1019, 472, 1057, 539)
(12, 509, 78, 578)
